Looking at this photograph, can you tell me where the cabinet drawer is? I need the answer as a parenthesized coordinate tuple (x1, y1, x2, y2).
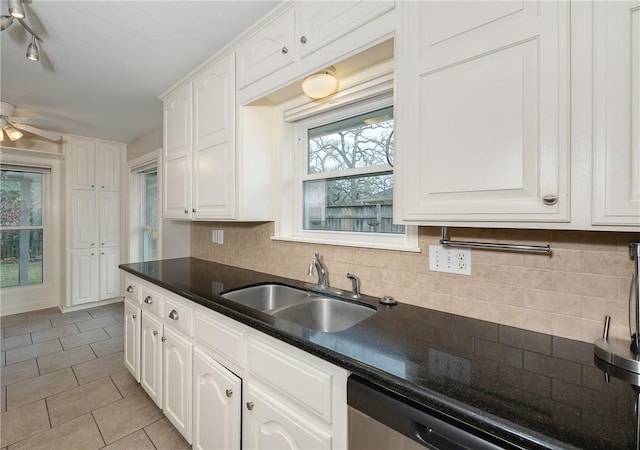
(140, 285, 163, 317)
(194, 311, 244, 367)
(123, 276, 140, 303)
(164, 294, 193, 337)
(247, 336, 332, 423)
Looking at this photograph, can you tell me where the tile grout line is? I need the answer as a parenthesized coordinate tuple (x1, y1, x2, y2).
(90, 410, 108, 448)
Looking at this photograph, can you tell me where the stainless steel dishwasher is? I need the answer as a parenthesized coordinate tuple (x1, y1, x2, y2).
(348, 375, 514, 450)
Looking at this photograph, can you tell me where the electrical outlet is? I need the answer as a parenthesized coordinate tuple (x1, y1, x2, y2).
(428, 245, 471, 275)
(211, 229, 224, 244)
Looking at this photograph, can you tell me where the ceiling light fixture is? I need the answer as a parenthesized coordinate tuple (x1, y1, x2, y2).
(26, 34, 39, 61)
(302, 67, 338, 100)
(4, 125, 23, 141)
(1, 0, 44, 63)
(8, 0, 24, 19)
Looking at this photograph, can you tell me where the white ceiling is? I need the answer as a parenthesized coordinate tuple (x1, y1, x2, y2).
(0, 0, 279, 143)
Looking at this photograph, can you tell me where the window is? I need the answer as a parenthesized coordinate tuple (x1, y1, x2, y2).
(129, 153, 160, 263)
(0, 168, 47, 288)
(140, 170, 158, 261)
(276, 95, 418, 251)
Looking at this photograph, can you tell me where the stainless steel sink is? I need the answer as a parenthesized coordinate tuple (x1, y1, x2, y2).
(272, 297, 376, 333)
(222, 284, 376, 332)
(221, 284, 310, 311)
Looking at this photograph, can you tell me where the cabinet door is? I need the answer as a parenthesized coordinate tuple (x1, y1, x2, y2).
(192, 53, 236, 219)
(163, 326, 193, 443)
(236, 9, 295, 88)
(98, 192, 120, 248)
(396, 1, 569, 223)
(163, 156, 192, 219)
(70, 249, 99, 305)
(68, 138, 96, 190)
(99, 247, 120, 300)
(295, 1, 394, 58)
(96, 142, 122, 191)
(593, 1, 640, 226)
(243, 381, 331, 450)
(124, 300, 141, 382)
(192, 347, 241, 450)
(70, 191, 97, 249)
(141, 312, 163, 408)
(164, 84, 192, 162)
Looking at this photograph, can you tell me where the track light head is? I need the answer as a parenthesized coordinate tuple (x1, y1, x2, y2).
(8, 0, 24, 19)
(0, 14, 13, 30)
(26, 35, 39, 61)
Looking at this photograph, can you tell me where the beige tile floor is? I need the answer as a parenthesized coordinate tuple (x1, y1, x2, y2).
(0, 303, 190, 450)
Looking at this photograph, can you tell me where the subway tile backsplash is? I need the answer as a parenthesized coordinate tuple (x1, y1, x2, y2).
(191, 223, 639, 343)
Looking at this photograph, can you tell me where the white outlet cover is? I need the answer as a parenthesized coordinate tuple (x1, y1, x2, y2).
(428, 245, 472, 275)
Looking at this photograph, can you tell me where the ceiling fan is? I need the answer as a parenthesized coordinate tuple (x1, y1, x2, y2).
(0, 101, 62, 142)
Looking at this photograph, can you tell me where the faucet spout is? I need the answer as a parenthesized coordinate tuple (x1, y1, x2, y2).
(308, 251, 329, 289)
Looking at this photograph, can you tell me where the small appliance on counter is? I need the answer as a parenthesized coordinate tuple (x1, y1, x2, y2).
(595, 241, 640, 374)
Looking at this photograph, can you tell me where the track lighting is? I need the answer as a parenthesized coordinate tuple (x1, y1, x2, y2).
(8, 0, 24, 19)
(1, 1, 44, 63)
(26, 34, 39, 61)
(0, 15, 13, 30)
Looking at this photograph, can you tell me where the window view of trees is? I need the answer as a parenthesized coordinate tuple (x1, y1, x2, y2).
(303, 106, 403, 234)
(0, 169, 45, 288)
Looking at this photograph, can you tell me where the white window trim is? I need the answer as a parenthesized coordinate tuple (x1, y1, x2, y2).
(128, 150, 162, 263)
(0, 147, 63, 314)
(273, 91, 419, 253)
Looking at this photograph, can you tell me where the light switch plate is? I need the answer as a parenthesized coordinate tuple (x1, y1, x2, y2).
(428, 245, 471, 275)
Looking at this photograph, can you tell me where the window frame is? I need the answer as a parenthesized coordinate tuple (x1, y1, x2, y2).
(128, 150, 161, 263)
(275, 95, 419, 252)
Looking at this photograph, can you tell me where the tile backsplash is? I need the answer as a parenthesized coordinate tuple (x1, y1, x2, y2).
(191, 223, 639, 343)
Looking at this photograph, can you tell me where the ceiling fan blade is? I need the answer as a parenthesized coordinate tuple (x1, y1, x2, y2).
(10, 122, 62, 141)
(7, 116, 51, 126)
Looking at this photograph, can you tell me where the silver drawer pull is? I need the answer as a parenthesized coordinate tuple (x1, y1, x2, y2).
(144, 296, 153, 305)
(126, 285, 134, 293)
(281, 46, 288, 54)
(246, 401, 254, 411)
(169, 310, 179, 320)
(542, 194, 558, 206)
(153, 330, 158, 336)
(226, 389, 233, 398)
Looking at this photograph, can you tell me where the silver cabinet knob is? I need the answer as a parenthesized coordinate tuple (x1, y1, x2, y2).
(246, 401, 254, 411)
(192, 208, 196, 213)
(132, 314, 136, 319)
(300, 35, 307, 44)
(144, 296, 153, 304)
(161, 336, 166, 342)
(153, 330, 158, 336)
(91, 184, 95, 188)
(126, 286, 134, 293)
(91, 253, 95, 256)
(542, 194, 558, 206)
(281, 46, 288, 54)
(184, 209, 188, 214)
(101, 185, 105, 189)
(169, 310, 179, 320)
(91, 243, 95, 246)
(225, 389, 233, 398)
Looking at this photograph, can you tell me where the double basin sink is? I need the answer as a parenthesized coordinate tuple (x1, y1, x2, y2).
(221, 284, 376, 333)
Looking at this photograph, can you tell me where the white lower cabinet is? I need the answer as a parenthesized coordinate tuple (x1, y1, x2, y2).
(243, 381, 332, 450)
(123, 299, 140, 382)
(140, 312, 163, 408)
(193, 346, 241, 450)
(122, 272, 348, 449)
(163, 326, 193, 443)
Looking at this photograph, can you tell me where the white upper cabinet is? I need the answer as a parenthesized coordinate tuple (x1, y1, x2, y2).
(192, 52, 236, 219)
(96, 142, 122, 191)
(592, 1, 640, 226)
(236, 9, 296, 88)
(395, 1, 570, 224)
(163, 84, 193, 219)
(295, 0, 394, 58)
(69, 138, 96, 190)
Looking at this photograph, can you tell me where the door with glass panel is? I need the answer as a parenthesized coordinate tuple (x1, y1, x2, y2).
(0, 168, 46, 288)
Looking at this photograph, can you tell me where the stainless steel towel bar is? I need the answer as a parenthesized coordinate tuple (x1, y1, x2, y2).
(439, 227, 552, 255)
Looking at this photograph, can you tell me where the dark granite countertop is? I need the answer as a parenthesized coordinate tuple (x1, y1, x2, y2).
(120, 257, 637, 450)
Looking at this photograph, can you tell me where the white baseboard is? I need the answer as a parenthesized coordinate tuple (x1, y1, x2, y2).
(61, 297, 124, 313)
(0, 298, 62, 316)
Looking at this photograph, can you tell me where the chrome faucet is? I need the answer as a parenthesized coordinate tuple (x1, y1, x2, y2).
(308, 251, 329, 289)
(346, 273, 360, 299)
